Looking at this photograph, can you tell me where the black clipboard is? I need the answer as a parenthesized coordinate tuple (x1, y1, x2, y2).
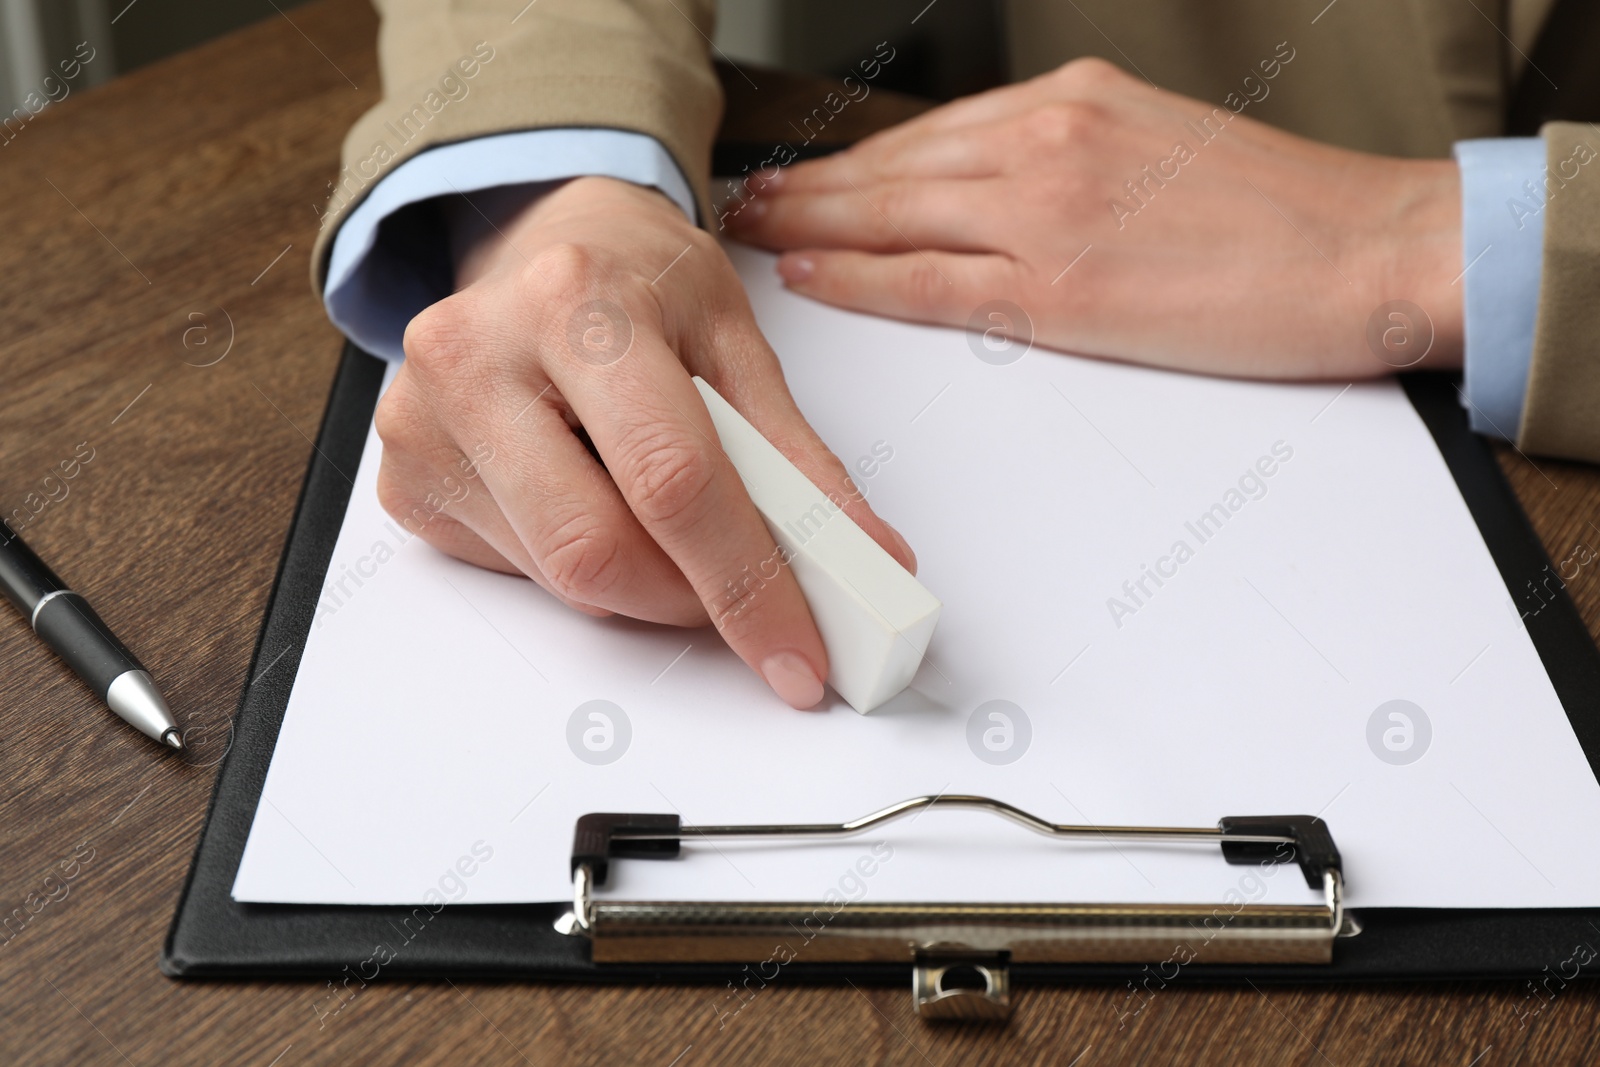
(162, 342, 1600, 988)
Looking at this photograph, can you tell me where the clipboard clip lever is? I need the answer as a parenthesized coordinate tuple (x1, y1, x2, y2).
(561, 796, 1347, 1023)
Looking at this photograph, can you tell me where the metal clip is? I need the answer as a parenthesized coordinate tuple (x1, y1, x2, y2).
(913, 953, 1011, 1022)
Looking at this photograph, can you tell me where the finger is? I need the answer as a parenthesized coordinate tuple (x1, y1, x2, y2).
(776, 248, 1019, 330)
(769, 78, 1045, 196)
(731, 179, 1006, 255)
(469, 393, 712, 627)
(551, 335, 831, 710)
(760, 125, 1005, 195)
(380, 331, 697, 624)
(698, 317, 919, 576)
(853, 57, 1133, 148)
(384, 500, 522, 576)
(375, 439, 618, 618)
(770, 58, 1138, 196)
(836, 79, 1041, 155)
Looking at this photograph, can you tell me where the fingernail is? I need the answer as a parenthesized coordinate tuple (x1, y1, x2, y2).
(761, 650, 825, 709)
(778, 255, 814, 284)
(881, 521, 918, 574)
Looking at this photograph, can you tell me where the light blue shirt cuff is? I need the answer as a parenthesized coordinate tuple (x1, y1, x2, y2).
(1453, 138, 1546, 440)
(323, 129, 697, 361)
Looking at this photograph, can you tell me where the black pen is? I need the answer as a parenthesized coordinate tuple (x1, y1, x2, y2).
(0, 523, 182, 750)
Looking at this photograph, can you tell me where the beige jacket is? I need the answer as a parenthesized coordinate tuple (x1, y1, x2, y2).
(315, 0, 1600, 463)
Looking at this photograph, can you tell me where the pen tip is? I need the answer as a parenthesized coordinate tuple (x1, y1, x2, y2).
(162, 729, 184, 750)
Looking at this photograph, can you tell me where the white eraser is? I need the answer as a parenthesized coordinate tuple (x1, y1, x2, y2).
(693, 377, 941, 713)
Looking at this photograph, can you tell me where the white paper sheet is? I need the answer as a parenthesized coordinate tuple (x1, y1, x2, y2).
(233, 245, 1600, 910)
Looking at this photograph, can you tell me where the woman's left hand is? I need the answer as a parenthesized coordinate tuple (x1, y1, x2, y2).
(726, 57, 1462, 380)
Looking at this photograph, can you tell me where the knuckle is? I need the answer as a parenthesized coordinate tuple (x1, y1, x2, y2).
(1054, 55, 1122, 89)
(696, 300, 746, 348)
(655, 229, 723, 295)
(523, 242, 604, 300)
(402, 297, 476, 375)
(898, 258, 951, 316)
(683, 226, 722, 258)
(769, 429, 856, 499)
(373, 383, 427, 451)
(1023, 100, 1103, 149)
(875, 184, 915, 233)
(620, 430, 718, 527)
(536, 517, 624, 603)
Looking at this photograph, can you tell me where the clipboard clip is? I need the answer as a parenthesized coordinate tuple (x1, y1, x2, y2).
(560, 795, 1348, 1023)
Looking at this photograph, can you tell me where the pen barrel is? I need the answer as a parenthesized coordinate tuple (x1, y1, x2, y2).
(32, 593, 144, 698)
(0, 526, 69, 616)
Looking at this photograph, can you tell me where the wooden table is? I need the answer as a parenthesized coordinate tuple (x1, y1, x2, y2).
(3, 1, 1599, 1062)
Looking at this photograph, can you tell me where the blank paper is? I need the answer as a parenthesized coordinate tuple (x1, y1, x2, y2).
(233, 245, 1600, 911)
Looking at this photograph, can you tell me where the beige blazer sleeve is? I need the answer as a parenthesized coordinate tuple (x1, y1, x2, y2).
(315, 1, 1600, 464)
(311, 0, 721, 289)
(1520, 123, 1600, 464)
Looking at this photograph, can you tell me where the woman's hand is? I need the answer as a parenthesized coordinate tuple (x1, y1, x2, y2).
(729, 57, 1463, 379)
(376, 177, 916, 709)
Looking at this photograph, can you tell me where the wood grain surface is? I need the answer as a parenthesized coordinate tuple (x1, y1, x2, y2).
(2, 2, 1600, 1063)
